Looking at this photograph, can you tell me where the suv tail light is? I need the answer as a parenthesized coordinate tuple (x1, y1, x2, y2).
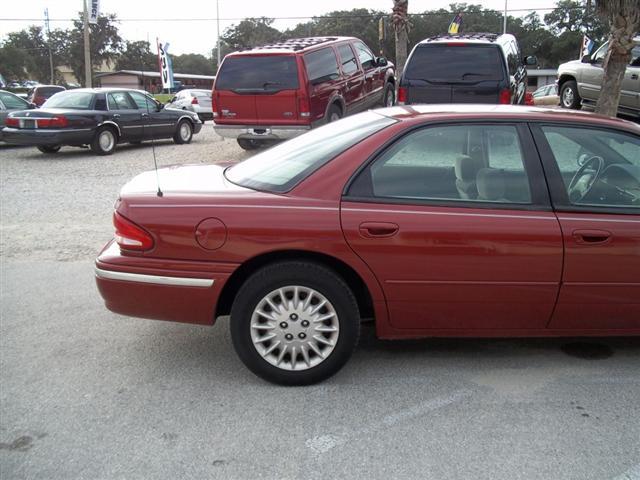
(5, 117, 19, 128)
(397, 87, 407, 105)
(113, 212, 154, 251)
(298, 95, 310, 118)
(34, 95, 45, 106)
(499, 89, 511, 104)
(191, 96, 199, 105)
(37, 116, 69, 128)
(211, 92, 218, 118)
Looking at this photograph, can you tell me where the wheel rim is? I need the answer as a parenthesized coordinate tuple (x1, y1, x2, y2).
(562, 87, 574, 107)
(99, 131, 115, 151)
(180, 122, 191, 141)
(385, 90, 394, 107)
(250, 285, 340, 371)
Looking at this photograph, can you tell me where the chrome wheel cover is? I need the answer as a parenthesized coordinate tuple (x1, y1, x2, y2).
(562, 87, 574, 107)
(179, 122, 191, 141)
(250, 285, 340, 371)
(99, 130, 115, 151)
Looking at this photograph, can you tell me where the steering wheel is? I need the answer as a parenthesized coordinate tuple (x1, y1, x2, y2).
(567, 155, 604, 203)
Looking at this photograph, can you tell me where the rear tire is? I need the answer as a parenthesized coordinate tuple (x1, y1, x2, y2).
(230, 261, 360, 385)
(328, 104, 342, 123)
(237, 138, 262, 150)
(90, 127, 117, 155)
(174, 120, 193, 144)
(37, 145, 61, 154)
(382, 83, 395, 107)
(560, 80, 581, 109)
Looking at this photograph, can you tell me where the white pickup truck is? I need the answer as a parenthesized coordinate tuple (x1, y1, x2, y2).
(557, 37, 640, 118)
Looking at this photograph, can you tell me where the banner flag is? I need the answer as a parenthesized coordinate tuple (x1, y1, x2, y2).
(89, 0, 100, 24)
(157, 39, 175, 90)
(581, 35, 595, 57)
(448, 13, 463, 34)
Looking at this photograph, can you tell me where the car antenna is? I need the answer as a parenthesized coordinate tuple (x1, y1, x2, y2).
(140, 51, 163, 197)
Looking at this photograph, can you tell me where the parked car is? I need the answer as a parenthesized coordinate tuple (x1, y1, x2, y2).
(532, 83, 559, 106)
(213, 36, 396, 150)
(558, 36, 640, 117)
(398, 33, 536, 106)
(167, 89, 213, 122)
(2, 88, 202, 155)
(0, 90, 35, 141)
(95, 105, 640, 385)
(27, 84, 65, 107)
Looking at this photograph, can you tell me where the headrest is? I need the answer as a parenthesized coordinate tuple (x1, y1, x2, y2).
(455, 155, 483, 182)
(476, 168, 506, 201)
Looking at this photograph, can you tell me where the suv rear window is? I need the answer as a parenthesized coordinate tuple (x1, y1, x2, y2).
(38, 87, 65, 96)
(405, 44, 506, 82)
(304, 47, 340, 84)
(215, 56, 299, 92)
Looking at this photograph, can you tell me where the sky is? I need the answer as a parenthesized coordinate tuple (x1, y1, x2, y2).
(1, 0, 561, 56)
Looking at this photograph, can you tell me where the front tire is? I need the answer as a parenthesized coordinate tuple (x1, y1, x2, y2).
(560, 80, 581, 109)
(174, 120, 193, 144)
(37, 145, 61, 154)
(90, 127, 117, 155)
(230, 261, 360, 385)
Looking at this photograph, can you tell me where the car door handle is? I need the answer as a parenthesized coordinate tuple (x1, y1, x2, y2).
(141, 113, 149, 118)
(112, 114, 120, 119)
(572, 229, 612, 245)
(359, 222, 399, 238)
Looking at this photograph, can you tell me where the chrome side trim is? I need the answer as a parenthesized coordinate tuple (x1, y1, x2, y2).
(97, 120, 121, 137)
(342, 208, 557, 221)
(95, 267, 214, 287)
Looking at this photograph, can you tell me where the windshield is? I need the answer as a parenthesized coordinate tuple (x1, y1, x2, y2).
(225, 112, 397, 193)
(42, 91, 94, 109)
(215, 55, 299, 92)
(405, 44, 506, 82)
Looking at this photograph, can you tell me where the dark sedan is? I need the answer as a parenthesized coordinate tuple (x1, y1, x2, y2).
(0, 90, 36, 142)
(2, 88, 202, 155)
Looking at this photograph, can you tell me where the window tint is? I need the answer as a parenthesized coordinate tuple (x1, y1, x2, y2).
(0, 91, 28, 109)
(353, 41, 376, 70)
(42, 91, 94, 109)
(359, 125, 531, 204)
(541, 126, 640, 208)
(38, 87, 65, 96)
(108, 92, 136, 110)
(405, 45, 506, 82)
(225, 112, 395, 193)
(304, 47, 340, 84)
(215, 56, 299, 91)
(337, 44, 358, 75)
(129, 91, 157, 110)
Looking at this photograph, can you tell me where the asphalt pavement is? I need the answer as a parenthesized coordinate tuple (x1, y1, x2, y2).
(1, 129, 639, 480)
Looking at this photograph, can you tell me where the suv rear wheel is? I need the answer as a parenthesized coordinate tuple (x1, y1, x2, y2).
(37, 145, 61, 154)
(328, 104, 342, 123)
(237, 138, 262, 150)
(560, 80, 581, 109)
(382, 83, 395, 107)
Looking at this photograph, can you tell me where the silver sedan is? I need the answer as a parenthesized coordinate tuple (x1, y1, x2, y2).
(167, 89, 213, 123)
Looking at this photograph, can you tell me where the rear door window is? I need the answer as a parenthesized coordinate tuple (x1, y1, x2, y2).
(215, 56, 299, 92)
(107, 92, 136, 110)
(405, 44, 506, 82)
(337, 44, 358, 75)
(0, 92, 28, 109)
(304, 47, 340, 84)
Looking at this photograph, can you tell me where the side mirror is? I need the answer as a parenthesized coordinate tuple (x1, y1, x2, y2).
(524, 55, 537, 66)
(581, 54, 592, 64)
(376, 57, 388, 67)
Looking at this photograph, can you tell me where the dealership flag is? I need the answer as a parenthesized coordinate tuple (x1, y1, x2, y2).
(448, 13, 463, 34)
(157, 39, 175, 90)
(581, 35, 595, 57)
(88, 0, 100, 24)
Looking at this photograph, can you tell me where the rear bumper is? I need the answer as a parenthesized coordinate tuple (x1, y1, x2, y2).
(95, 240, 235, 325)
(214, 124, 310, 141)
(1, 127, 93, 146)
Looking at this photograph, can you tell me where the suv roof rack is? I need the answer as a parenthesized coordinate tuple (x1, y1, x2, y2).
(425, 32, 500, 42)
(245, 37, 340, 52)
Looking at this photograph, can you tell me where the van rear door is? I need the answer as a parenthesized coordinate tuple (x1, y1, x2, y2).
(213, 55, 300, 125)
(402, 44, 507, 104)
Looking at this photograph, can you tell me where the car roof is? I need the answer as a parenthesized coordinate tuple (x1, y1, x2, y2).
(228, 36, 357, 56)
(417, 33, 512, 45)
(56, 87, 153, 95)
(376, 104, 640, 132)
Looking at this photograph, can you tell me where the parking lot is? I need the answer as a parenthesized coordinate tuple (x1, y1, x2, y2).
(1, 126, 639, 480)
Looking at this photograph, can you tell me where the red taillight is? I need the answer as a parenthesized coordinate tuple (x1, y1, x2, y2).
(499, 89, 511, 104)
(5, 117, 19, 128)
(397, 87, 407, 104)
(37, 116, 69, 128)
(34, 96, 45, 105)
(113, 212, 154, 251)
(525, 92, 534, 106)
(191, 96, 199, 105)
(298, 95, 310, 118)
(211, 91, 218, 118)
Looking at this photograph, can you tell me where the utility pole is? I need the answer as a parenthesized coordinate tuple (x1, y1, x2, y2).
(83, 0, 92, 87)
(216, 0, 221, 69)
(503, 0, 507, 34)
(44, 8, 54, 84)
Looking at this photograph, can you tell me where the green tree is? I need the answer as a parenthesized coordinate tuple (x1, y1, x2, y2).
(171, 53, 215, 75)
(221, 18, 282, 51)
(116, 40, 157, 71)
(0, 26, 59, 82)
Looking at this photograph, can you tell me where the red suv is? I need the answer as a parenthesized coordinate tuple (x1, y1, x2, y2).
(212, 37, 395, 150)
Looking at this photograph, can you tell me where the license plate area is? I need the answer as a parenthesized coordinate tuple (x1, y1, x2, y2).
(21, 119, 36, 129)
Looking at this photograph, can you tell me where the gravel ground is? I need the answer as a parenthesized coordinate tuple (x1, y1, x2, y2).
(1, 127, 640, 480)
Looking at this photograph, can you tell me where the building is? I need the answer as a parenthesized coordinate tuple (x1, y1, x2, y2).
(95, 70, 215, 93)
(527, 68, 558, 91)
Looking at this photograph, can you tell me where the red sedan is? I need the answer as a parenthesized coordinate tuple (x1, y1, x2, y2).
(96, 105, 640, 385)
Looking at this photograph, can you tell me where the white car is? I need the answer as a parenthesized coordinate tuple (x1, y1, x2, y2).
(532, 84, 559, 106)
(167, 89, 213, 123)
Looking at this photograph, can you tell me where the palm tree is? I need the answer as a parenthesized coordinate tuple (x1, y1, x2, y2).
(392, 0, 409, 78)
(594, 0, 640, 117)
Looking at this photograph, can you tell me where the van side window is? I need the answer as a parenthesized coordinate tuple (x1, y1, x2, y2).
(353, 41, 376, 70)
(337, 44, 358, 75)
(304, 48, 340, 84)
